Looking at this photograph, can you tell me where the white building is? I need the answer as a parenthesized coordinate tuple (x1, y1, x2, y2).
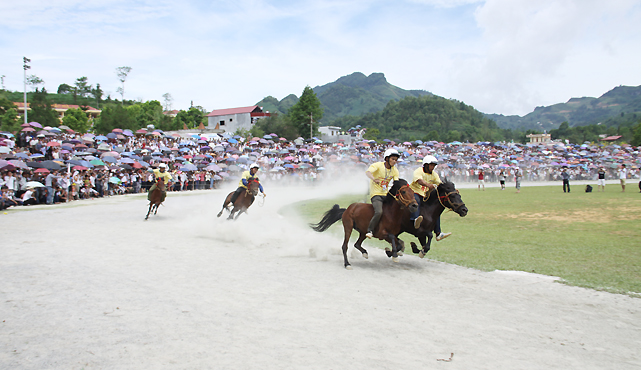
(206, 105, 270, 133)
(318, 126, 341, 142)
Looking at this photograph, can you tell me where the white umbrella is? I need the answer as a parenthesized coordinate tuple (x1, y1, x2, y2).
(25, 181, 44, 188)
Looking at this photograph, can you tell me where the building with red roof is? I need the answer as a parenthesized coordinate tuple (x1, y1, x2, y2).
(206, 105, 270, 132)
(14, 102, 101, 120)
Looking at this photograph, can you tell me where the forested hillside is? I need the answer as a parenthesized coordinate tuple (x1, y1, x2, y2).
(256, 72, 431, 123)
(332, 95, 520, 143)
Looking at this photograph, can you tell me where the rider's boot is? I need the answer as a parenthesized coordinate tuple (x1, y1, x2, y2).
(413, 215, 423, 229)
(436, 232, 452, 241)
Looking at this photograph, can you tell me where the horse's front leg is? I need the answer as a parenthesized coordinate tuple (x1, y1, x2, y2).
(419, 233, 433, 258)
(384, 233, 400, 262)
(234, 207, 247, 220)
(145, 203, 152, 220)
(227, 206, 237, 220)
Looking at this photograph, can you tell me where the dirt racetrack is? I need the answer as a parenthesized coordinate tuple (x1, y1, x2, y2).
(1, 180, 640, 369)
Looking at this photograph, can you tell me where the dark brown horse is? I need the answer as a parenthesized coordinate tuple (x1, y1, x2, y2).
(145, 178, 166, 220)
(310, 179, 418, 269)
(217, 178, 260, 220)
(401, 179, 468, 257)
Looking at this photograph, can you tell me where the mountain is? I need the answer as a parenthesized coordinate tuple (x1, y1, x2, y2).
(486, 85, 641, 131)
(256, 72, 431, 123)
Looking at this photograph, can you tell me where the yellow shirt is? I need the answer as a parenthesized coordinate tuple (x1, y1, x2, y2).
(410, 167, 441, 197)
(153, 169, 173, 183)
(237, 170, 259, 188)
(367, 161, 399, 198)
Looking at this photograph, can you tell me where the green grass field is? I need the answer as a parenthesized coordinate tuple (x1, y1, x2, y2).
(288, 185, 641, 296)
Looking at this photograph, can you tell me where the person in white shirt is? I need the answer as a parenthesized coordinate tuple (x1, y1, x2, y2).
(618, 164, 628, 192)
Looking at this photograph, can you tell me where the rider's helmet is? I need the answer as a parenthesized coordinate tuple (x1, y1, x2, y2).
(383, 148, 400, 160)
(422, 155, 438, 166)
(158, 163, 167, 170)
(250, 163, 260, 170)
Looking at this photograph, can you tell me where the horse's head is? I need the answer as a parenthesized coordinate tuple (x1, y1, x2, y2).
(157, 177, 166, 192)
(389, 178, 418, 214)
(437, 178, 467, 217)
(247, 178, 260, 196)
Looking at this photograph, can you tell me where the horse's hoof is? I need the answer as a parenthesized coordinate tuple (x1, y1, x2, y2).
(397, 251, 403, 256)
(385, 247, 391, 252)
(392, 257, 399, 263)
(362, 252, 368, 259)
(345, 265, 353, 270)
(419, 251, 425, 258)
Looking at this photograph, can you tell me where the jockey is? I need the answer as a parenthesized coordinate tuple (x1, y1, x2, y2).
(409, 155, 451, 241)
(365, 148, 400, 239)
(229, 163, 266, 204)
(148, 163, 172, 203)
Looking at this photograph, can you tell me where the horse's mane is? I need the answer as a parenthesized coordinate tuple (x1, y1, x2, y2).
(384, 178, 409, 203)
(421, 177, 455, 205)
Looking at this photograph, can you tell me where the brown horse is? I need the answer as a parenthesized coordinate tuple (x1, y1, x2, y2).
(399, 179, 468, 257)
(217, 178, 261, 220)
(310, 179, 418, 269)
(145, 178, 166, 220)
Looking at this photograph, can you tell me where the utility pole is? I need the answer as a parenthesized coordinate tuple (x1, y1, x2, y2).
(309, 113, 313, 139)
(23, 57, 31, 124)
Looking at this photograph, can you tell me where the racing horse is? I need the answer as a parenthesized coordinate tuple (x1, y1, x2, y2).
(217, 178, 260, 220)
(145, 177, 166, 220)
(401, 179, 468, 257)
(310, 179, 418, 269)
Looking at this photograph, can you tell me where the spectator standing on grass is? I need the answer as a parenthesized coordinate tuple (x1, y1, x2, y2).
(515, 168, 522, 193)
(498, 170, 506, 190)
(477, 169, 485, 191)
(45, 170, 58, 204)
(618, 164, 627, 192)
(561, 167, 571, 193)
(597, 167, 606, 192)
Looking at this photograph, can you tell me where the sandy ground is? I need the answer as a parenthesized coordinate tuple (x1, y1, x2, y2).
(1, 179, 640, 370)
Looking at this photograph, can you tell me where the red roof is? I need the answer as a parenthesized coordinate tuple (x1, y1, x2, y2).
(206, 105, 262, 117)
(14, 102, 99, 111)
(601, 135, 622, 141)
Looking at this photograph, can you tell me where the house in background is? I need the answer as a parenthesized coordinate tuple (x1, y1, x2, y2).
(318, 126, 341, 143)
(206, 105, 270, 132)
(14, 102, 101, 121)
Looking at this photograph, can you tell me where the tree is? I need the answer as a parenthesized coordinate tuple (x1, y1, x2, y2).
(26, 75, 44, 91)
(57, 83, 73, 95)
(29, 88, 59, 127)
(115, 66, 132, 105)
(363, 127, 380, 141)
(92, 83, 103, 108)
(287, 86, 323, 138)
(174, 107, 204, 129)
(0, 108, 20, 133)
(162, 93, 173, 111)
(74, 76, 92, 105)
(62, 108, 89, 133)
(631, 122, 641, 146)
(133, 100, 164, 129)
(94, 104, 135, 133)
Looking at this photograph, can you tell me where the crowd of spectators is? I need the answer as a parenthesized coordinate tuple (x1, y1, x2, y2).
(1, 122, 639, 210)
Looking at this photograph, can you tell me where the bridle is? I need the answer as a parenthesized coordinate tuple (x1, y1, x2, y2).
(246, 179, 259, 196)
(390, 184, 417, 208)
(436, 187, 464, 212)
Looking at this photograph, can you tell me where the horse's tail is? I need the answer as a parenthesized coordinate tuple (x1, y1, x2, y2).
(309, 204, 345, 232)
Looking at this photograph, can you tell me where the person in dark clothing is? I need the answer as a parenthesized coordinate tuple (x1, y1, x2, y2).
(561, 168, 570, 193)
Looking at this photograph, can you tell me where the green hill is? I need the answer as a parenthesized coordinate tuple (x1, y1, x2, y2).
(255, 72, 431, 122)
(486, 85, 641, 131)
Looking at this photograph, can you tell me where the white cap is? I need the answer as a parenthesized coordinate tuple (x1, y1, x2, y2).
(158, 163, 167, 169)
(250, 163, 259, 169)
(383, 148, 400, 159)
(422, 155, 438, 165)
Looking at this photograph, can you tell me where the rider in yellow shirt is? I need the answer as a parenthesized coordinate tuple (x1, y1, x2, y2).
(365, 148, 400, 238)
(149, 163, 172, 203)
(409, 155, 451, 241)
(229, 163, 266, 204)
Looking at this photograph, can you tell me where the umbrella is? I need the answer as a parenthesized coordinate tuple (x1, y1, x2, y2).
(109, 176, 122, 184)
(26, 181, 45, 188)
(29, 122, 42, 128)
(73, 165, 88, 171)
(34, 168, 50, 173)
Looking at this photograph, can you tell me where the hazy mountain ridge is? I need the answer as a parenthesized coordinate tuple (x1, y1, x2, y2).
(485, 85, 641, 131)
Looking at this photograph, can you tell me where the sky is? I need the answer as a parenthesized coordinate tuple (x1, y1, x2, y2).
(1, 0, 640, 117)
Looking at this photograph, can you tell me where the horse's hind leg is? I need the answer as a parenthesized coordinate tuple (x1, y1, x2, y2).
(342, 219, 355, 269)
(153, 204, 159, 215)
(353, 233, 368, 260)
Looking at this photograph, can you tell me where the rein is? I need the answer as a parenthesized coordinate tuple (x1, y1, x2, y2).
(436, 187, 464, 212)
(390, 184, 416, 208)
